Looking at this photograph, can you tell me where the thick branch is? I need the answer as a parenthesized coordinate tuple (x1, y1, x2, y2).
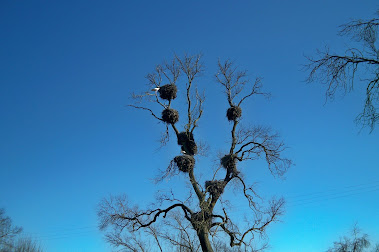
(116, 204, 192, 231)
(189, 169, 205, 203)
(98, 196, 193, 234)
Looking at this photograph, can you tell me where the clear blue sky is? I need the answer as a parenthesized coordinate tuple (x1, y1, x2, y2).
(0, 1, 378, 251)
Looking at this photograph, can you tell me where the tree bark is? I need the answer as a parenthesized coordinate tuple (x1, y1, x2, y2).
(197, 227, 214, 252)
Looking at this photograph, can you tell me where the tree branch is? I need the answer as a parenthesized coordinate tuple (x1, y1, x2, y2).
(127, 105, 163, 121)
(98, 195, 192, 234)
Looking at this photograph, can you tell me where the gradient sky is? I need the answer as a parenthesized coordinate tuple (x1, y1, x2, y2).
(1, 1, 378, 251)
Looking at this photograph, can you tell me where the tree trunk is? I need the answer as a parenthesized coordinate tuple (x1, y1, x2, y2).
(197, 227, 214, 252)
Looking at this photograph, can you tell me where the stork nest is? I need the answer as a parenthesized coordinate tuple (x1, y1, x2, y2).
(177, 131, 197, 155)
(226, 106, 242, 121)
(221, 154, 237, 172)
(191, 211, 211, 230)
(158, 84, 177, 101)
(205, 180, 225, 198)
(173, 155, 195, 172)
(162, 108, 179, 124)
(178, 131, 194, 144)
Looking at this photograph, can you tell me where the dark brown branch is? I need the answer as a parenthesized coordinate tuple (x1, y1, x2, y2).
(127, 105, 163, 121)
(189, 168, 205, 203)
(237, 77, 270, 106)
(191, 89, 205, 133)
(230, 118, 239, 154)
(115, 203, 192, 231)
(98, 195, 192, 234)
(146, 226, 163, 252)
(234, 175, 260, 211)
(170, 123, 180, 136)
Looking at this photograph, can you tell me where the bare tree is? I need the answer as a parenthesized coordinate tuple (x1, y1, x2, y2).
(98, 54, 292, 251)
(0, 208, 43, 252)
(305, 11, 379, 131)
(327, 224, 379, 252)
(8, 237, 44, 252)
(0, 208, 22, 250)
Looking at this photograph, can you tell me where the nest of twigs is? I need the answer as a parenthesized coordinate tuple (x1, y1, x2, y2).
(162, 108, 179, 124)
(226, 106, 242, 121)
(191, 211, 211, 230)
(221, 154, 237, 172)
(173, 155, 195, 172)
(158, 84, 177, 101)
(178, 131, 194, 145)
(205, 180, 225, 198)
(177, 131, 197, 155)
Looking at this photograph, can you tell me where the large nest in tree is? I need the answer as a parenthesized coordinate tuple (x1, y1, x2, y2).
(162, 108, 179, 124)
(177, 131, 197, 155)
(173, 155, 195, 172)
(177, 131, 194, 145)
(205, 180, 225, 198)
(191, 211, 211, 230)
(221, 154, 237, 172)
(158, 84, 177, 101)
(226, 106, 242, 121)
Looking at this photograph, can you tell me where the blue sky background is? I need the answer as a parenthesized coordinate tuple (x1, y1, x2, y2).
(0, 1, 378, 251)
